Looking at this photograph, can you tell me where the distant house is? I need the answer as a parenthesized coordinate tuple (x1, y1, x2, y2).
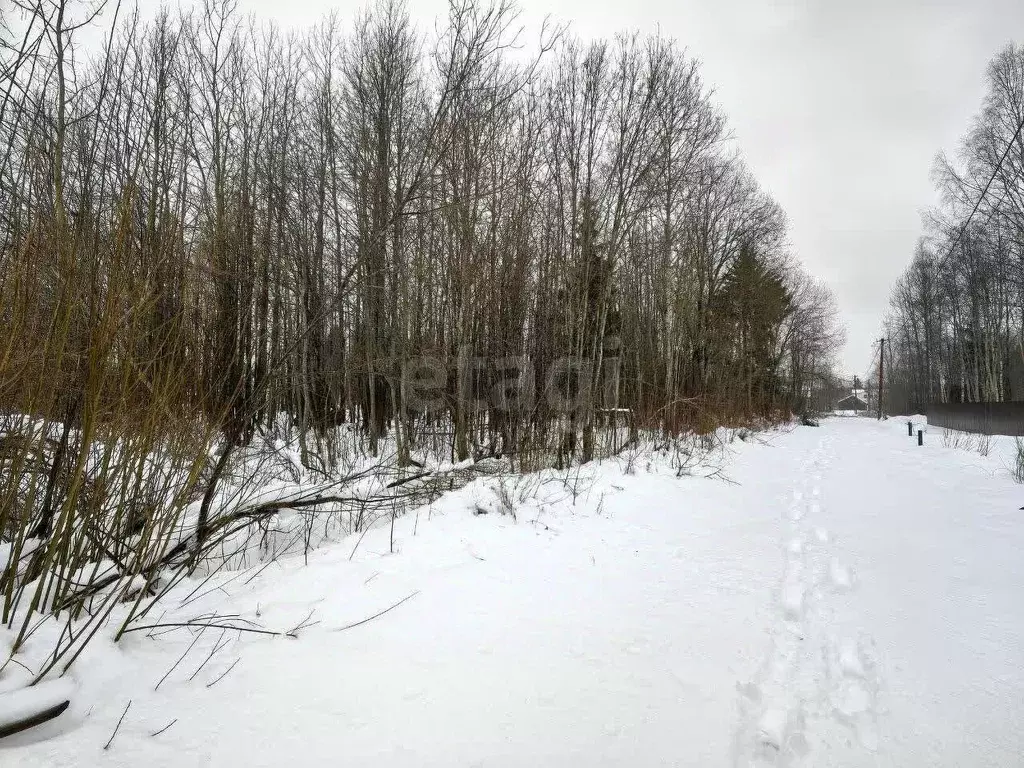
(835, 393, 868, 412)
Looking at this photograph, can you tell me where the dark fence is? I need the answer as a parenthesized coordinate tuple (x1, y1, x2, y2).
(927, 402, 1024, 436)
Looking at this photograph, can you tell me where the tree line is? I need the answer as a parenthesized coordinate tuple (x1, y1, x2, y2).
(0, 0, 847, 663)
(885, 43, 1024, 413)
(0, 0, 842, 469)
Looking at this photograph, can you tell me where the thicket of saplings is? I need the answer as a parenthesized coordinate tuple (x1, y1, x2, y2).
(0, 0, 841, 682)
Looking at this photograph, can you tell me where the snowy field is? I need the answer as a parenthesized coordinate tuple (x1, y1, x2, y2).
(3, 417, 1023, 766)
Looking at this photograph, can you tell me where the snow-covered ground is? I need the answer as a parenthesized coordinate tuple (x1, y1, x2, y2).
(3, 417, 1023, 766)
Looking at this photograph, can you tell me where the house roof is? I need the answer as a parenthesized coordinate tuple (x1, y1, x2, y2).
(836, 394, 868, 408)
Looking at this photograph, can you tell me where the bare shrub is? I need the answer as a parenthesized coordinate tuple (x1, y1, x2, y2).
(1014, 439, 1024, 484)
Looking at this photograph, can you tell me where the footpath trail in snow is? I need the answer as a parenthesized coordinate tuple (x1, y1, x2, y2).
(789, 419, 1024, 767)
(4, 418, 1024, 766)
(734, 418, 1024, 767)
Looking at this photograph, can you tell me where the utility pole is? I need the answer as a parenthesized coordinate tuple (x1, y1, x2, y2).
(877, 337, 885, 420)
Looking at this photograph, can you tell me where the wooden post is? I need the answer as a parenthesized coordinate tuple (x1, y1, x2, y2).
(877, 337, 885, 420)
(908, 420, 913, 436)
(917, 429, 923, 446)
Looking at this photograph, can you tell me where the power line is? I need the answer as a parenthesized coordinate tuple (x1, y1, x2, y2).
(934, 113, 1024, 272)
(886, 107, 1024, 411)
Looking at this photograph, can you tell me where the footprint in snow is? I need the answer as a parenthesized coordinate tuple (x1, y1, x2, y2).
(781, 580, 805, 620)
(829, 559, 853, 591)
(752, 709, 809, 765)
(831, 679, 878, 751)
(832, 679, 871, 723)
(838, 640, 866, 679)
(737, 681, 762, 703)
(828, 640, 879, 752)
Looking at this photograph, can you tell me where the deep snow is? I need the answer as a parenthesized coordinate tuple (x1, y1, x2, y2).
(2, 417, 1023, 766)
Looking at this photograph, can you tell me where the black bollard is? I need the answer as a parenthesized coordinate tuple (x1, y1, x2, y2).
(917, 429, 923, 446)
(908, 421, 913, 436)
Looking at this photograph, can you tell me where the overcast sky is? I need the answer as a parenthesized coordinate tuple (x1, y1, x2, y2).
(161, 0, 1024, 375)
